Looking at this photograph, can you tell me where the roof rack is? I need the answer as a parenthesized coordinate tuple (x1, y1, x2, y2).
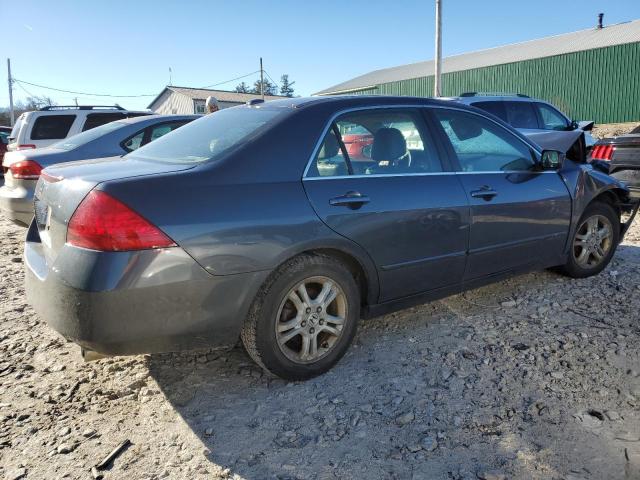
(459, 92, 530, 98)
(246, 99, 265, 106)
(39, 105, 126, 111)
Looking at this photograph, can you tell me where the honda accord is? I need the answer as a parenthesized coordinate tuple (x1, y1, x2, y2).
(24, 96, 638, 380)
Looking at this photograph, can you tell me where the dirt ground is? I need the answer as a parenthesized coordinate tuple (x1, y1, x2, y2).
(1, 196, 639, 479)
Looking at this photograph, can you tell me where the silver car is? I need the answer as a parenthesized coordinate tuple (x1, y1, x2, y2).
(0, 115, 198, 226)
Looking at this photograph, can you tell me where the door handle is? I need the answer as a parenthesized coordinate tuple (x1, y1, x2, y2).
(470, 186, 498, 200)
(329, 191, 370, 209)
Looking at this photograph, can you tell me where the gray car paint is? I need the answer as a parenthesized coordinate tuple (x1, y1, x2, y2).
(24, 96, 633, 356)
(0, 115, 198, 226)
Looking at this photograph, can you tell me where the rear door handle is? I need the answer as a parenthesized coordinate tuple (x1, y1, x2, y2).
(329, 191, 370, 209)
(470, 186, 498, 200)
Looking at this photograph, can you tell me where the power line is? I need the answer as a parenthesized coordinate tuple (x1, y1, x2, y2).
(199, 70, 261, 89)
(13, 78, 157, 97)
(263, 70, 280, 89)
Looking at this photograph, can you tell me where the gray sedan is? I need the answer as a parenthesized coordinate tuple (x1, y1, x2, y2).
(0, 115, 198, 226)
(24, 96, 638, 380)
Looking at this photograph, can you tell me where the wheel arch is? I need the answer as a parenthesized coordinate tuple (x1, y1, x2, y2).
(268, 242, 380, 309)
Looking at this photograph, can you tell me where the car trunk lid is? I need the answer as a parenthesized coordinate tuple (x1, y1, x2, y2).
(32, 157, 196, 263)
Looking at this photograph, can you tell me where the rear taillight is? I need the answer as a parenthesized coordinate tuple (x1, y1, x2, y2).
(16, 144, 36, 150)
(591, 144, 615, 161)
(67, 190, 176, 251)
(10, 160, 43, 179)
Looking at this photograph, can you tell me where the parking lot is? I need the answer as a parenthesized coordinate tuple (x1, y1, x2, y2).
(1, 205, 639, 479)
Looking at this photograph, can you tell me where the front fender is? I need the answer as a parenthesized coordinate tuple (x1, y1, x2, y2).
(559, 160, 633, 249)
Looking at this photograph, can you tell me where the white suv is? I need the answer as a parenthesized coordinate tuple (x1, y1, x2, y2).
(7, 105, 150, 151)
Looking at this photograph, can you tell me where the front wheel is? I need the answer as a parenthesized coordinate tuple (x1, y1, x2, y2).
(559, 201, 620, 278)
(241, 254, 360, 380)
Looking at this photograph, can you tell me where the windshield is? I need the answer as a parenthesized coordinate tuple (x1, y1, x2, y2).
(127, 107, 284, 164)
(51, 121, 125, 151)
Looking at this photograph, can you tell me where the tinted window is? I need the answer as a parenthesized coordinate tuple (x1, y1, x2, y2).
(149, 121, 189, 142)
(434, 109, 535, 172)
(308, 109, 441, 177)
(52, 121, 125, 151)
(122, 131, 145, 152)
(504, 102, 539, 129)
(470, 101, 507, 121)
(82, 113, 126, 131)
(536, 103, 569, 130)
(31, 115, 76, 140)
(0, 131, 8, 144)
(128, 107, 284, 164)
(308, 129, 349, 177)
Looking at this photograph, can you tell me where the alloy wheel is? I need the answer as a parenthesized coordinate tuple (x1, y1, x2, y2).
(275, 276, 347, 364)
(573, 214, 613, 268)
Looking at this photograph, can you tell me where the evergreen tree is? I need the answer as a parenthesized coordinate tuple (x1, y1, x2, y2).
(252, 79, 277, 96)
(235, 82, 250, 93)
(279, 74, 295, 97)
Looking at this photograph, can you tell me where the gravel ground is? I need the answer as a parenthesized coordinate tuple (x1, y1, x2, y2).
(1, 213, 639, 480)
(592, 123, 640, 139)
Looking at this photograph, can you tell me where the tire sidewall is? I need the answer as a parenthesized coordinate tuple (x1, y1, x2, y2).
(566, 202, 619, 277)
(254, 257, 360, 380)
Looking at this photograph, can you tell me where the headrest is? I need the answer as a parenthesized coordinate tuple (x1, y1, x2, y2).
(371, 128, 407, 162)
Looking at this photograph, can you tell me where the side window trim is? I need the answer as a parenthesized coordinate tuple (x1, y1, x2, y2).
(331, 123, 354, 175)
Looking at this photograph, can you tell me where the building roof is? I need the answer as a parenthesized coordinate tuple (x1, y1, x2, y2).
(315, 19, 640, 95)
(148, 86, 287, 109)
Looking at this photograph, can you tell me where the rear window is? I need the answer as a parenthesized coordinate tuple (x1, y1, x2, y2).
(128, 107, 284, 164)
(471, 101, 507, 121)
(82, 113, 126, 131)
(31, 115, 76, 140)
(51, 121, 125, 151)
(504, 102, 539, 129)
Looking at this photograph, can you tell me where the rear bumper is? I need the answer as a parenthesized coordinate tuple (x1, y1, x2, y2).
(24, 222, 270, 355)
(0, 184, 34, 226)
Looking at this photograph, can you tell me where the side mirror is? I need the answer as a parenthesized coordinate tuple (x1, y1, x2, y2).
(541, 150, 565, 170)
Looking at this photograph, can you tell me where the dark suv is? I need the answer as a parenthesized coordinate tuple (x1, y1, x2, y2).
(447, 93, 596, 148)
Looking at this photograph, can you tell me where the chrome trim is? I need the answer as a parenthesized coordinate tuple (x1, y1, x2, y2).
(303, 170, 558, 181)
(302, 103, 543, 180)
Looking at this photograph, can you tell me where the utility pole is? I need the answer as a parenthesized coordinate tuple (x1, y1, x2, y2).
(7, 58, 15, 126)
(434, 0, 442, 97)
(260, 57, 265, 100)
(73, 97, 79, 107)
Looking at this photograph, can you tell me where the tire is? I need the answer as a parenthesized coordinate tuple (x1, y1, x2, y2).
(559, 201, 620, 278)
(241, 254, 360, 381)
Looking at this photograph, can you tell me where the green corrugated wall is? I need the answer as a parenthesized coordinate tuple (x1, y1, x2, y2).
(350, 43, 640, 124)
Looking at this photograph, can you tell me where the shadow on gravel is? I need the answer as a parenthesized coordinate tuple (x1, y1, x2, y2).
(147, 244, 640, 479)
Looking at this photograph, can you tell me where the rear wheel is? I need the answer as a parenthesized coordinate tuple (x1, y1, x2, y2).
(559, 201, 619, 278)
(241, 254, 360, 380)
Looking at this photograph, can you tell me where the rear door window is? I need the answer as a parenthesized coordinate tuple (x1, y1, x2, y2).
(30, 115, 76, 140)
(504, 102, 539, 129)
(307, 109, 442, 177)
(470, 101, 507, 121)
(536, 103, 569, 130)
(82, 113, 127, 131)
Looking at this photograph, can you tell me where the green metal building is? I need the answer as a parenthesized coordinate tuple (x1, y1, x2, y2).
(315, 19, 640, 124)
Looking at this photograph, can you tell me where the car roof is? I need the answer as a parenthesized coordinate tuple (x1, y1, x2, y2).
(257, 95, 469, 111)
(116, 114, 200, 125)
(446, 95, 547, 103)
